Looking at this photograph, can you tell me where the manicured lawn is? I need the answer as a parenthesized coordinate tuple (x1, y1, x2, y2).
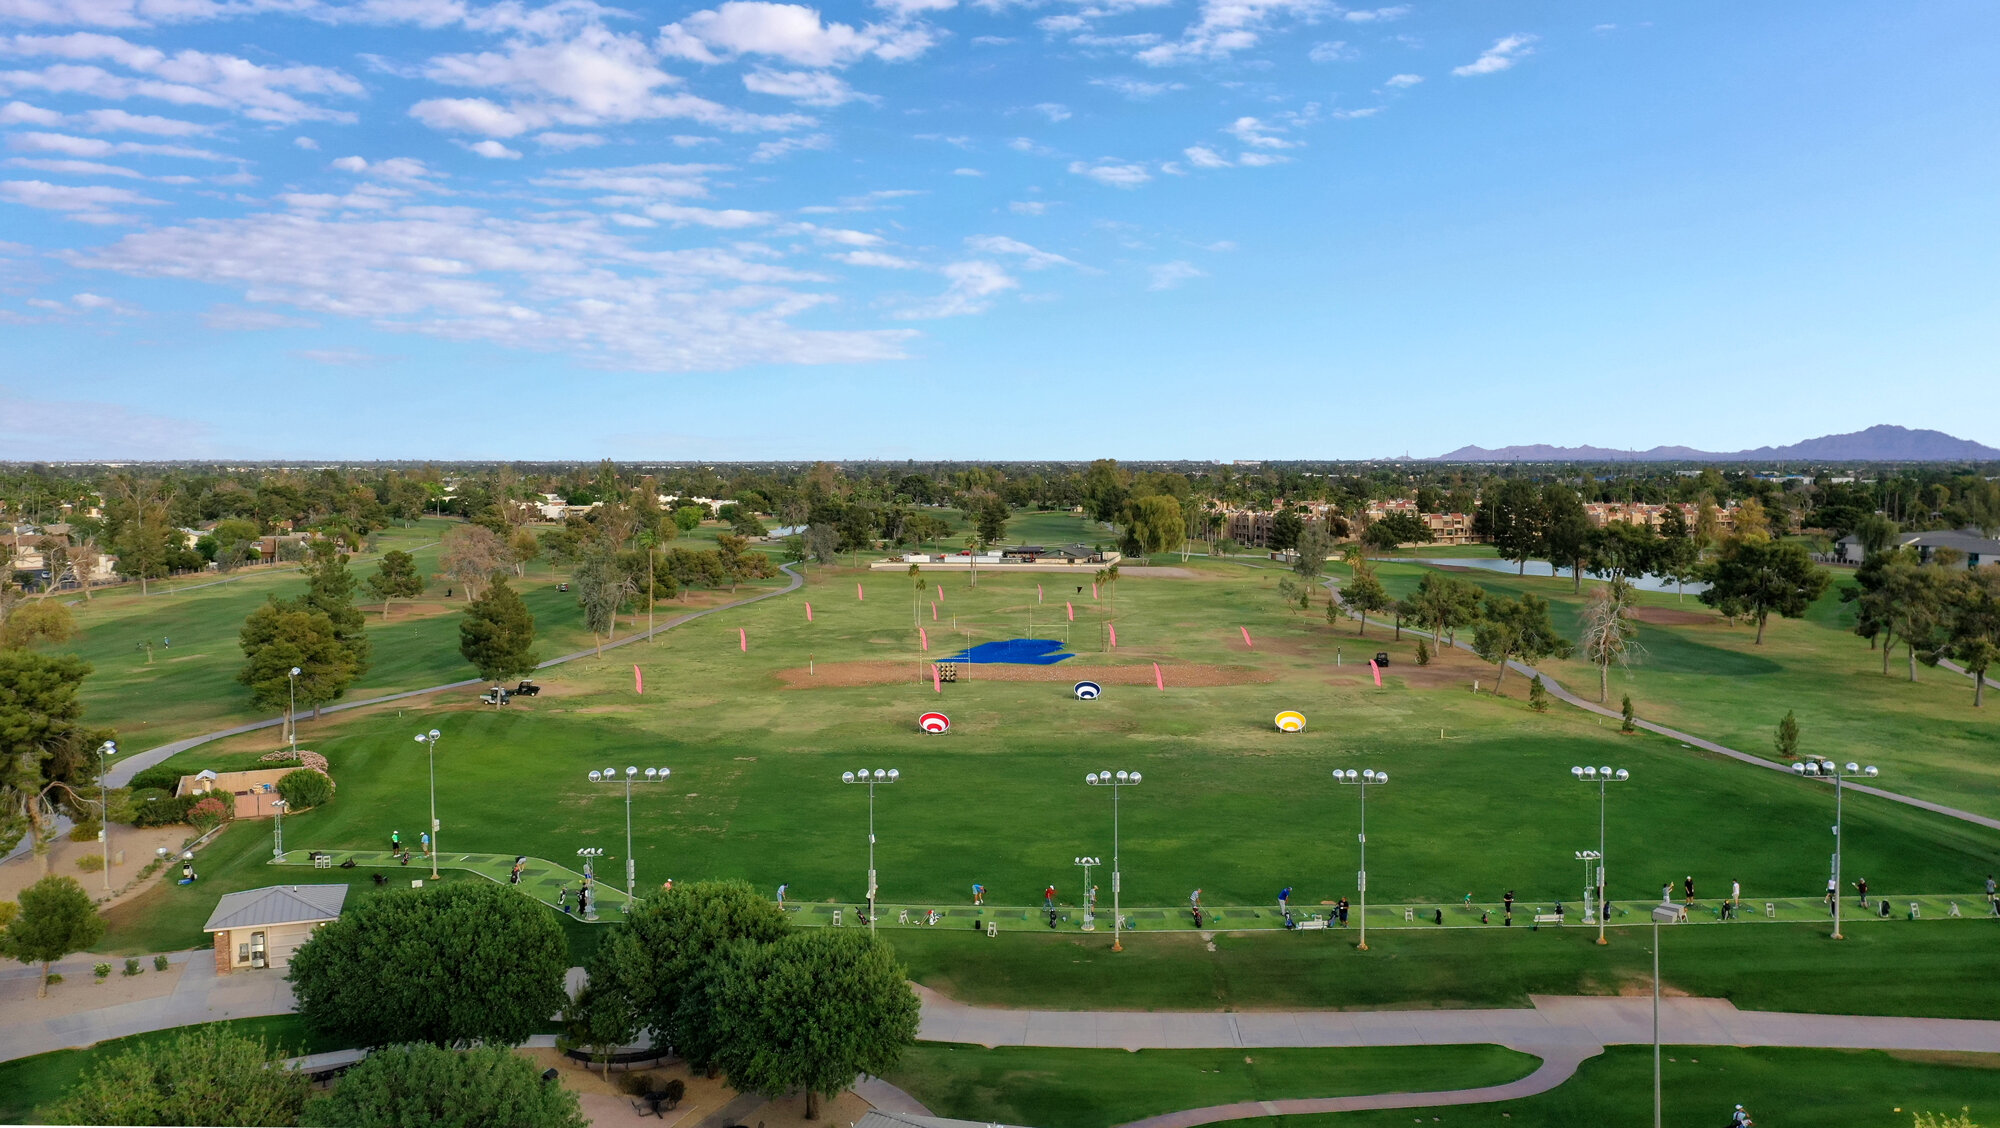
(888, 1044, 1537, 1128)
(1287, 1045, 2000, 1128)
(0, 1015, 336, 1125)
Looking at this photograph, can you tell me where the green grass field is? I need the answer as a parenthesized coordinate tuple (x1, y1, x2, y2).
(887, 1044, 1537, 1128)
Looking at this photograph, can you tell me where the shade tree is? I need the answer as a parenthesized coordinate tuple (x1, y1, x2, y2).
(1698, 537, 1831, 645)
(46, 1023, 310, 1126)
(1471, 593, 1572, 693)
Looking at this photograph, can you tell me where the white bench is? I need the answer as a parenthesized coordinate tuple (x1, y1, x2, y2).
(1296, 919, 1327, 930)
(1532, 912, 1564, 925)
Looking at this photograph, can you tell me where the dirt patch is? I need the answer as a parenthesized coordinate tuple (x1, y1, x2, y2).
(1632, 605, 1713, 627)
(0, 957, 185, 1020)
(775, 660, 1273, 689)
(0, 824, 195, 911)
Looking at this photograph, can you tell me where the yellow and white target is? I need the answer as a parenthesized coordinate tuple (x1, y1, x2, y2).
(1274, 711, 1306, 733)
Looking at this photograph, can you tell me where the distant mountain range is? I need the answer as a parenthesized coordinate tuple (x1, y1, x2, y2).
(1430, 425, 2000, 463)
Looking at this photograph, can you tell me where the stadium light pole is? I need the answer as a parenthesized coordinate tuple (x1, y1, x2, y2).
(842, 768, 898, 933)
(1086, 770, 1140, 952)
(1650, 902, 1682, 1128)
(588, 765, 670, 910)
(96, 740, 117, 891)
(286, 666, 300, 750)
(1334, 769, 1389, 950)
(413, 729, 442, 879)
(1791, 758, 1878, 940)
(1570, 765, 1629, 945)
(271, 798, 286, 861)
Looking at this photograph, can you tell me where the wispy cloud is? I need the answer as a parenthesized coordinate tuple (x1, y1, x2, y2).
(1148, 260, 1204, 289)
(1453, 33, 1537, 77)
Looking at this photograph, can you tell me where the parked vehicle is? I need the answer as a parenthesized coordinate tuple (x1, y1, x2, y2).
(479, 686, 511, 706)
(512, 680, 540, 697)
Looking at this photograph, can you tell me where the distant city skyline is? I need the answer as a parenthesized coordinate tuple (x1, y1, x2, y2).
(3, 2, 1996, 460)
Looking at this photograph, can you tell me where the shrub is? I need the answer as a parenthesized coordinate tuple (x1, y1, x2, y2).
(68, 820, 102, 842)
(76, 853, 105, 873)
(1528, 675, 1550, 713)
(276, 768, 333, 811)
(186, 795, 233, 832)
(126, 765, 184, 793)
(131, 792, 195, 828)
(46, 973, 63, 987)
(661, 1079, 685, 1104)
(618, 1071, 656, 1097)
(1775, 709, 1801, 759)
(153, 954, 169, 972)
(1620, 695, 1637, 733)
(124, 958, 142, 976)
(94, 962, 112, 981)
(1415, 638, 1431, 666)
(104, 787, 140, 824)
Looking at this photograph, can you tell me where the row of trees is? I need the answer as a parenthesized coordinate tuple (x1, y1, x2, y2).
(1848, 549, 2000, 703)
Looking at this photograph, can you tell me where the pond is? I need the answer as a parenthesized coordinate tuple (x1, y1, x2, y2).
(1382, 557, 1709, 596)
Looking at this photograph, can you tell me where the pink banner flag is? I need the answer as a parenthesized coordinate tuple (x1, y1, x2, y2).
(936, 584, 944, 601)
(1107, 623, 1118, 648)
(932, 663, 942, 693)
(1370, 660, 1382, 688)
(857, 583, 864, 601)
(738, 628, 747, 652)
(932, 601, 938, 621)
(1066, 601, 1074, 621)
(920, 627, 929, 651)
(634, 665, 643, 694)
(1240, 626, 1253, 649)
(805, 602, 813, 622)
(1038, 584, 1043, 603)
(1153, 662, 1164, 691)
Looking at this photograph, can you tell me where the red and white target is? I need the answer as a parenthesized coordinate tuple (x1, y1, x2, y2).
(918, 712, 951, 734)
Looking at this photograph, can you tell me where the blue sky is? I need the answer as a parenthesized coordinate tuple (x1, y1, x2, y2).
(2, 0, 1996, 460)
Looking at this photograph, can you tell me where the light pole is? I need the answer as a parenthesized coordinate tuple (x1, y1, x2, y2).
(1791, 758, 1878, 940)
(271, 798, 286, 860)
(96, 740, 117, 892)
(1650, 902, 1682, 1128)
(1334, 769, 1389, 950)
(588, 765, 669, 910)
(1075, 856, 1099, 930)
(1570, 764, 1629, 945)
(841, 768, 898, 932)
(1086, 770, 1141, 951)
(286, 666, 300, 751)
(412, 729, 442, 879)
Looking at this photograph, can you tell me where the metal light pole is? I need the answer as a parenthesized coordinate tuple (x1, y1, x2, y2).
(1792, 758, 1878, 940)
(1651, 902, 1681, 1128)
(841, 768, 898, 932)
(96, 740, 117, 891)
(1570, 765, 1629, 945)
(271, 798, 286, 860)
(588, 765, 669, 910)
(1075, 856, 1099, 930)
(1335, 769, 1389, 950)
(286, 666, 300, 751)
(412, 729, 442, 879)
(1086, 770, 1141, 951)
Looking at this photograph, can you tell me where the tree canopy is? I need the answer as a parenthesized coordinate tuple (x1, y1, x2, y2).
(4, 874, 105, 997)
(366, 549, 426, 616)
(0, 652, 101, 868)
(1698, 538, 1831, 645)
(237, 602, 358, 717)
(300, 1043, 586, 1128)
(47, 1023, 311, 1127)
(1471, 593, 1572, 692)
(459, 577, 538, 681)
(289, 882, 569, 1048)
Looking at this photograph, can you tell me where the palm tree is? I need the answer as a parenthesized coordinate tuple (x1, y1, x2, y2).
(908, 562, 923, 628)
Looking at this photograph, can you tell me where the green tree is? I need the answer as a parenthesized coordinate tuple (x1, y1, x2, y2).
(300, 1043, 586, 1128)
(1267, 511, 1303, 553)
(1941, 566, 2000, 707)
(277, 767, 334, 810)
(561, 980, 640, 1078)
(106, 475, 177, 595)
(588, 880, 789, 1076)
(1528, 675, 1549, 712)
(1471, 593, 1573, 693)
(713, 928, 920, 1120)
(973, 494, 1011, 546)
(1584, 521, 1659, 588)
(3, 874, 104, 998)
(1407, 573, 1484, 648)
(0, 652, 100, 874)
(1653, 506, 1700, 601)
(1480, 479, 1542, 575)
(1, 600, 75, 650)
(1698, 537, 1831, 645)
(1538, 484, 1593, 592)
(1291, 521, 1334, 582)
(365, 549, 426, 618)
(47, 1023, 311, 1126)
(209, 518, 263, 571)
(1620, 694, 1636, 733)
(1774, 709, 1801, 758)
(1361, 512, 1432, 556)
(300, 542, 372, 678)
(1339, 568, 1389, 636)
(459, 578, 538, 680)
(573, 547, 635, 656)
(1126, 495, 1185, 555)
(288, 882, 568, 1048)
(238, 602, 357, 720)
(673, 506, 704, 532)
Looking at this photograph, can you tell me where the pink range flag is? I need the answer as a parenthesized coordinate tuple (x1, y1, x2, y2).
(932, 663, 942, 693)
(738, 628, 747, 652)
(857, 583, 864, 601)
(1107, 623, 1118, 648)
(1370, 660, 1382, 688)
(920, 627, 929, 651)
(1038, 584, 1043, 603)
(1240, 626, 1254, 649)
(634, 665, 644, 694)
(932, 601, 939, 621)
(1066, 601, 1074, 622)
(1153, 662, 1164, 691)
(936, 584, 944, 601)
(805, 602, 813, 622)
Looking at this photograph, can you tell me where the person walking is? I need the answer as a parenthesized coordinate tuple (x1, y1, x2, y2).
(1855, 876, 1869, 906)
(1826, 876, 1838, 915)
(972, 883, 984, 906)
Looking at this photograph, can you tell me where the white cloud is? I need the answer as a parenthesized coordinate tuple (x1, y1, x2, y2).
(201, 303, 318, 329)
(293, 135, 318, 149)
(1453, 33, 1536, 76)
(964, 233, 1077, 269)
(1032, 101, 1070, 122)
(952, 167, 982, 176)
(1225, 116, 1295, 148)
(750, 132, 831, 161)
(643, 201, 775, 227)
(0, 177, 160, 222)
(0, 32, 362, 123)
(6, 131, 231, 164)
(743, 67, 868, 106)
(1147, 260, 1204, 289)
(0, 389, 216, 460)
(1089, 76, 1183, 99)
(1308, 39, 1355, 62)
(1341, 5, 1407, 21)
(872, 0, 954, 14)
(1236, 151, 1289, 166)
(832, 248, 918, 268)
(1183, 144, 1230, 168)
(1035, 14, 1085, 33)
(1007, 200, 1045, 215)
(1138, 0, 1330, 67)
(0, 0, 314, 29)
(7, 155, 143, 176)
(533, 130, 605, 150)
(970, 34, 1014, 44)
(1007, 136, 1051, 155)
(784, 221, 883, 246)
(659, 1, 935, 67)
(330, 155, 442, 180)
(532, 161, 724, 198)
(1384, 72, 1420, 87)
(467, 139, 522, 158)
(293, 347, 384, 365)
(1068, 158, 1149, 188)
(1330, 105, 1381, 119)
(894, 258, 1015, 318)
(2, 100, 211, 135)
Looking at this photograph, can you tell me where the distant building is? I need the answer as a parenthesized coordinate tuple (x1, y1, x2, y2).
(205, 885, 347, 975)
(175, 768, 299, 819)
(1834, 528, 2000, 569)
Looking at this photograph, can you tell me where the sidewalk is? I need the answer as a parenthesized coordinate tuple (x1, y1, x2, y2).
(2, 953, 295, 1062)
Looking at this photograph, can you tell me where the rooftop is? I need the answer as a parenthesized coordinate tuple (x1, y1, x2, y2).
(204, 885, 349, 932)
